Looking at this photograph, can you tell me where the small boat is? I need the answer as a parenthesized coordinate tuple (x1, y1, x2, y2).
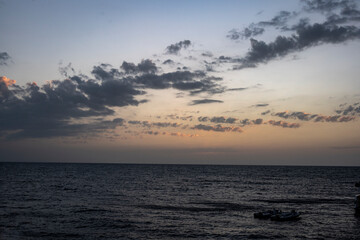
(270, 210, 301, 221)
(254, 209, 282, 219)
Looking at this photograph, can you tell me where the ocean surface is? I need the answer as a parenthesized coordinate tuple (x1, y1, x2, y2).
(1, 163, 359, 239)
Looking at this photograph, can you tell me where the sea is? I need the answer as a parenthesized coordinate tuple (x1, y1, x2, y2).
(1, 163, 359, 240)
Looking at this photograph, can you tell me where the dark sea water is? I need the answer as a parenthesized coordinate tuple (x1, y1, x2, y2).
(1, 163, 359, 240)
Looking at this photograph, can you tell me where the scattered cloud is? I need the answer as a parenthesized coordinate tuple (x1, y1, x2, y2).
(128, 120, 182, 128)
(261, 110, 271, 115)
(226, 87, 248, 92)
(0, 74, 143, 140)
(192, 124, 242, 133)
(189, 99, 224, 105)
(166, 40, 192, 55)
(121, 59, 158, 74)
(227, 25, 265, 40)
(266, 120, 300, 128)
(0, 52, 10, 66)
(335, 103, 360, 115)
(228, 0, 360, 70)
(272, 110, 356, 122)
(253, 103, 269, 107)
(197, 116, 237, 124)
(163, 59, 175, 65)
(143, 130, 199, 138)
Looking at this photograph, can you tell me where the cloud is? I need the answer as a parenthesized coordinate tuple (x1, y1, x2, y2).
(133, 70, 225, 94)
(235, 21, 360, 69)
(239, 118, 264, 126)
(163, 59, 175, 65)
(0, 72, 145, 140)
(165, 40, 191, 54)
(272, 110, 356, 122)
(228, 0, 360, 69)
(128, 120, 182, 128)
(335, 103, 360, 115)
(189, 99, 224, 105)
(192, 124, 242, 133)
(226, 87, 248, 92)
(261, 110, 271, 115)
(258, 11, 298, 27)
(143, 131, 199, 138)
(166, 114, 193, 121)
(201, 51, 213, 57)
(0, 76, 17, 102)
(227, 11, 297, 40)
(266, 120, 300, 128)
(313, 115, 355, 122)
(254, 103, 269, 107)
(121, 59, 158, 74)
(197, 116, 237, 124)
(0, 52, 10, 66)
(301, 0, 356, 13)
(58, 62, 75, 77)
(227, 25, 265, 40)
(91, 63, 225, 95)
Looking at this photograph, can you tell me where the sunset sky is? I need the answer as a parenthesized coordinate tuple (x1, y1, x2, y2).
(1, 0, 360, 165)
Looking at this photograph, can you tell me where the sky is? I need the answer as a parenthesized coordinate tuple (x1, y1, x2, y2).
(1, 0, 360, 166)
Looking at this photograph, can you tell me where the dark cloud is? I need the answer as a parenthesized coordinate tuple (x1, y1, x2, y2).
(189, 99, 224, 105)
(218, 56, 233, 62)
(192, 124, 242, 133)
(132, 70, 224, 95)
(227, 0, 360, 69)
(163, 59, 174, 65)
(313, 115, 355, 122)
(239, 118, 264, 126)
(59, 62, 76, 77)
(252, 118, 264, 125)
(0, 70, 146, 140)
(92, 63, 225, 95)
(273, 111, 317, 121)
(335, 103, 360, 115)
(198, 116, 210, 122)
(227, 11, 297, 40)
(302, 0, 356, 13)
(227, 25, 265, 40)
(259, 11, 298, 27)
(234, 22, 360, 69)
(166, 114, 193, 121)
(0, 52, 11, 66)
(201, 51, 213, 57)
(121, 59, 158, 74)
(254, 103, 269, 107)
(144, 130, 160, 136)
(197, 116, 237, 124)
(166, 40, 191, 55)
(4, 115, 125, 140)
(227, 87, 248, 92)
(143, 131, 198, 138)
(261, 110, 271, 115)
(0, 76, 17, 102)
(128, 120, 182, 128)
(272, 110, 356, 122)
(91, 64, 122, 81)
(266, 120, 300, 128)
